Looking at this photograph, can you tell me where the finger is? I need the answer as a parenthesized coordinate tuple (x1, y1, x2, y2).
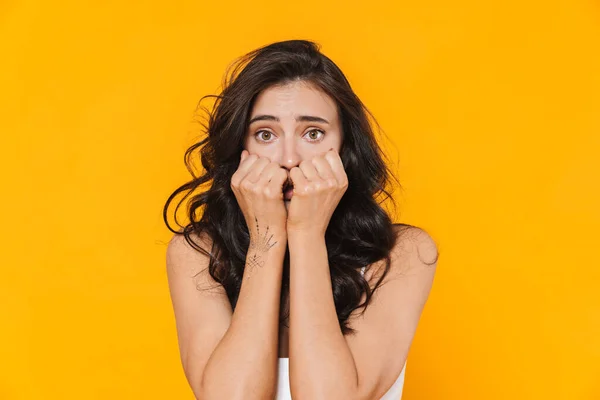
(311, 156, 335, 181)
(244, 157, 270, 183)
(257, 162, 283, 187)
(234, 152, 260, 184)
(324, 149, 346, 183)
(298, 159, 319, 181)
(290, 166, 309, 192)
(265, 167, 288, 198)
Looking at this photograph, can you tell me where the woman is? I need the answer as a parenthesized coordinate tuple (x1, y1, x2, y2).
(164, 39, 439, 400)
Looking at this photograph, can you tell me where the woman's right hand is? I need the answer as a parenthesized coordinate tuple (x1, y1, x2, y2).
(230, 150, 289, 237)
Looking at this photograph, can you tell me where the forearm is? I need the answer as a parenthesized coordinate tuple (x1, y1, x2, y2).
(288, 231, 358, 400)
(201, 230, 286, 400)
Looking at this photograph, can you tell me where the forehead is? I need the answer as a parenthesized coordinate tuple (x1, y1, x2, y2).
(250, 81, 338, 120)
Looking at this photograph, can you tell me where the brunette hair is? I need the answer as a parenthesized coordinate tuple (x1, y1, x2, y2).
(164, 39, 421, 334)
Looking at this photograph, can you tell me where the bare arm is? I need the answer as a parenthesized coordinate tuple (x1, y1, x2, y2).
(287, 226, 438, 400)
(166, 224, 286, 400)
(287, 230, 357, 399)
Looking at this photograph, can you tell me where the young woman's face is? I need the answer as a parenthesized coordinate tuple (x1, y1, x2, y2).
(243, 80, 343, 209)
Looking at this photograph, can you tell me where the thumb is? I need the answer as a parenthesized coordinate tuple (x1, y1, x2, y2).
(241, 150, 247, 162)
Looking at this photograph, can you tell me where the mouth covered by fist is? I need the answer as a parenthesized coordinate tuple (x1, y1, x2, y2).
(234, 148, 347, 236)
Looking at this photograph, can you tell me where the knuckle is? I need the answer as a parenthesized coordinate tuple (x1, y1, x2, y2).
(250, 185, 261, 194)
(241, 180, 253, 191)
(264, 187, 276, 198)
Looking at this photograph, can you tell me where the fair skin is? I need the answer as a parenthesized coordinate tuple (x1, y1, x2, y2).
(241, 80, 346, 361)
(166, 80, 438, 399)
(243, 79, 344, 215)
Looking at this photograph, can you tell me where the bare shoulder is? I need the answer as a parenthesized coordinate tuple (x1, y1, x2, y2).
(366, 224, 439, 284)
(344, 224, 439, 398)
(166, 230, 223, 292)
(166, 230, 213, 273)
(391, 224, 439, 272)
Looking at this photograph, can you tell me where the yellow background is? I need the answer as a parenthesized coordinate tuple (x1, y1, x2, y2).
(1, 1, 599, 399)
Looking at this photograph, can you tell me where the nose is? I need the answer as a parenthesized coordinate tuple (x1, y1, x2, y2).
(278, 139, 301, 172)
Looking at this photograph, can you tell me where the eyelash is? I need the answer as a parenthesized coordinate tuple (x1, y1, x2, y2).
(254, 129, 325, 144)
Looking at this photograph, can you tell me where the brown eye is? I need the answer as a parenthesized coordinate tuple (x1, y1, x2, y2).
(261, 131, 271, 140)
(305, 129, 324, 142)
(255, 130, 273, 142)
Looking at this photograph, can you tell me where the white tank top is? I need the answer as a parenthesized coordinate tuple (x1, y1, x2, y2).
(275, 358, 406, 399)
(274, 266, 407, 399)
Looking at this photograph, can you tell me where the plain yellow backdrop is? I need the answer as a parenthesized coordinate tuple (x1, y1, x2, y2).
(1, 0, 599, 399)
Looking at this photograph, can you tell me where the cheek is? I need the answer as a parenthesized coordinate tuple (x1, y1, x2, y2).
(244, 141, 270, 159)
(332, 131, 343, 150)
(246, 143, 284, 164)
(243, 135, 253, 152)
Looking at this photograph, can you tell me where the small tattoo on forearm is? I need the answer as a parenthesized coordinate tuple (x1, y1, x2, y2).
(246, 216, 278, 279)
(250, 216, 277, 252)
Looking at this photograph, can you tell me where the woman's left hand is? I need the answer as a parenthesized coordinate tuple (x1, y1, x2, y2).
(287, 148, 348, 236)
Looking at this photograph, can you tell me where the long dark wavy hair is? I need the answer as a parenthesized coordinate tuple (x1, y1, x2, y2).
(164, 39, 417, 335)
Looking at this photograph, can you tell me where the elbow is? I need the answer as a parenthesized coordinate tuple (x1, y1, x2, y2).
(193, 385, 245, 400)
(196, 375, 275, 400)
(199, 388, 273, 400)
(185, 356, 276, 400)
(291, 387, 359, 400)
(186, 375, 205, 400)
(293, 394, 358, 400)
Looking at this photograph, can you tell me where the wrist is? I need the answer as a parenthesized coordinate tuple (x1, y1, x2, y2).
(287, 226, 325, 242)
(248, 226, 288, 249)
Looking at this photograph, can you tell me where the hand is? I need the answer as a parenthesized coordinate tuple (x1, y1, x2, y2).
(230, 150, 289, 239)
(287, 148, 348, 236)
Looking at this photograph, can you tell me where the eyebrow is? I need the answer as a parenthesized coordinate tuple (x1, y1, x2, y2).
(248, 114, 330, 125)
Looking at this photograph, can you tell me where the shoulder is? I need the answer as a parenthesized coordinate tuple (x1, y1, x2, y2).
(366, 223, 439, 328)
(344, 224, 439, 397)
(166, 230, 215, 278)
(366, 224, 438, 284)
(392, 224, 439, 269)
(167, 230, 214, 259)
(386, 224, 439, 308)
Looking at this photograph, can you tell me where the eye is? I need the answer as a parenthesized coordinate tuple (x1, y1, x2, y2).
(254, 130, 275, 143)
(305, 129, 325, 142)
